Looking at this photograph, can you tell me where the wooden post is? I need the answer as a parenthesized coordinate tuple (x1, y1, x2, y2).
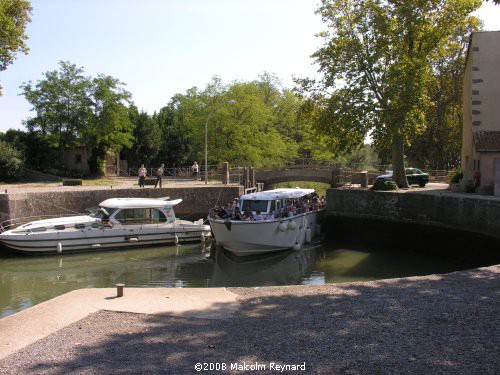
(249, 167, 255, 189)
(116, 283, 125, 297)
(223, 162, 229, 185)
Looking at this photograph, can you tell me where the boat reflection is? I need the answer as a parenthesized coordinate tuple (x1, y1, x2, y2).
(209, 241, 325, 287)
(0, 243, 212, 318)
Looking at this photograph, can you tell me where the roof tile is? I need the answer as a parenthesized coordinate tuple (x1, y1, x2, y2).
(473, 131, 500, 152)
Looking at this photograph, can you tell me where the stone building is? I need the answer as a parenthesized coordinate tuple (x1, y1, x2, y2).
(61, 147, 126, 177)
(461, 31, 500, 196)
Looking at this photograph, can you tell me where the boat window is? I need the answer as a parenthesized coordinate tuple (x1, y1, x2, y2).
(151, 209, 167, 223)
(241, 200, 269, 213)
(54, 225, 65, 230)
(92, 207, 117, 219)
(115, 208, 167, 224)
(30, 227, 47, 232)
(74, 223, 86, 229)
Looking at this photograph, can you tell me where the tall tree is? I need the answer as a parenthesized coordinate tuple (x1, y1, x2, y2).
(20, 62, 135, 174)
(125, 105, 161, 167)
(0, 0, 32, 95)
(20, 61, 91, 150)
(309, 0, 481, 187)
(407, 17, 480, 170)
(85, 75, 133, 175)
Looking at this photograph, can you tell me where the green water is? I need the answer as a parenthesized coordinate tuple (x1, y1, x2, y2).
(0, 239, 476, 319)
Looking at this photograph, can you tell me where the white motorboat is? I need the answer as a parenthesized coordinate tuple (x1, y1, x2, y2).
(208, 188, 325, 256)
(0, 197, 211, 254)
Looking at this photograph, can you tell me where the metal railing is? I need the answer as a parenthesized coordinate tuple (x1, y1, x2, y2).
(123, 162, 451, 186)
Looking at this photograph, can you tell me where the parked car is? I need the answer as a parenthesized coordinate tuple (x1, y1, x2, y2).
(376, 168, 430, 187)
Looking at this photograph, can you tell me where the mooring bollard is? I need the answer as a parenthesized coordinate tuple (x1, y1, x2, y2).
(116, 283, 125, 297)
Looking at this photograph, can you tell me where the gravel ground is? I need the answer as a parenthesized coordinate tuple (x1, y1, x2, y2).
(0, 265, 498, 375)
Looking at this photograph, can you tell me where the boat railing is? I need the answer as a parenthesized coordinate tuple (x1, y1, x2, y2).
(209, 203, 326, 222)
(0, 214, 79, 233)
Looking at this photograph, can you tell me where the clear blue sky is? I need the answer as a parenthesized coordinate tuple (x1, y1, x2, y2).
(1, 0, 500, 133)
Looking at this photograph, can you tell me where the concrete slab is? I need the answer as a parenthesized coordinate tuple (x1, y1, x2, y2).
(0, 287, 239, 360)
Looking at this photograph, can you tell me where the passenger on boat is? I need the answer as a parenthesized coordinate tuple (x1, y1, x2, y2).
(243, 209, 253, 221)
(254, 210, 265, 221)
(232, 208, 242, 220)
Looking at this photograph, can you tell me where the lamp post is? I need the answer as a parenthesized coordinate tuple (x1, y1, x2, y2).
(204, 99, 236, 184)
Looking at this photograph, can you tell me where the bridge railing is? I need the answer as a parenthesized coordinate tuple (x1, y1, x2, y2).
(124, 162, 451, 186)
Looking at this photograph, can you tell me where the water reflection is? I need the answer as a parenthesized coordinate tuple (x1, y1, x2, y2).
(0, 239, 476, 319)
(210, 243, 324, 287)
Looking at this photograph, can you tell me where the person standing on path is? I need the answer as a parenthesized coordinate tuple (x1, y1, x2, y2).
(138, 164, 147, 188)
(155, 164, 165, 188)
(192, 161, 199, 180)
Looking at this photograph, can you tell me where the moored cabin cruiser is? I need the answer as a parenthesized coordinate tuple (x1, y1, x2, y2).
(208, 188, 325, 256)
(0, 197, 211, 254)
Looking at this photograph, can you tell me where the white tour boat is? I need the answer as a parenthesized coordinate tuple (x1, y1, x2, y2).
(208, 188, 325, 256)
(0, 197, 211, 254)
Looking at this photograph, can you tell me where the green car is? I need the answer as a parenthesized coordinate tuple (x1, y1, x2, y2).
(376, 168, 430, 187)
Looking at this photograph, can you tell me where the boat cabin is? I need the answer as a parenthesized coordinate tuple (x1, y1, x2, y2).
(99, 198, 179, 225)
(238, 188, 317, 217)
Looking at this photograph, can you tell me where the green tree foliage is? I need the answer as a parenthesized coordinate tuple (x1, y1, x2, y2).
(20, 61, 91, 150)
(0, 139, 24, 180)
(153, 97, 194, 167)
(0, 0, 32, 95)
(0, 128, 50, 170)
(85, 75, 133, 175)
(157, 74, 323, 169)
(20, 61, 134, 175)
(406, 18, 480, 170)
(306, 0, 481, 187)
(124, 105, 162, 167)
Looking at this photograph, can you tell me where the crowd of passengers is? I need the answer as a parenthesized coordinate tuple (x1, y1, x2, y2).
(211, 195, 326, 221)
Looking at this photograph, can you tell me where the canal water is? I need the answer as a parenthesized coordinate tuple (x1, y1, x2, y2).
(0, 237, 482, 319)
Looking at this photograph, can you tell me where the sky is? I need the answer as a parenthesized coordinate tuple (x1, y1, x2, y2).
(1, 0, 500, 133)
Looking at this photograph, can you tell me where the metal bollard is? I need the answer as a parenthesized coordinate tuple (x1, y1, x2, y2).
(116, 283, 125, 297)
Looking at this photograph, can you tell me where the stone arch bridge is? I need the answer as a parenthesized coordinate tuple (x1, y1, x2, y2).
(255, 166, 333, 186)
(244, 165, 374, 189)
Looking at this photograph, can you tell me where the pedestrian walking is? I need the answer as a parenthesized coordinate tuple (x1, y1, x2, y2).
(138, 164, 147, 188)
(192, 161, 199, 180)
(155, 164, 165, 188)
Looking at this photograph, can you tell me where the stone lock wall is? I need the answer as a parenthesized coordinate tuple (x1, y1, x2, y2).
(0, 186, 243, 224)
(326, 188, 500, 239)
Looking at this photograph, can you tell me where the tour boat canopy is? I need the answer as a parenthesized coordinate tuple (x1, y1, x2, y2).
(239, 188, 315, 201)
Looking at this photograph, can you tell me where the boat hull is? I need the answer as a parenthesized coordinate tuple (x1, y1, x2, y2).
(0, 224, 212, 254)
(209, 210, 323, 256)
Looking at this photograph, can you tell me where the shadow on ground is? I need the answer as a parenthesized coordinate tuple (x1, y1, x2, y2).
(1, 267, 498, 374)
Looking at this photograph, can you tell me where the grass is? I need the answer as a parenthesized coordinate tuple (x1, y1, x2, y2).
(82, 179, 124, 186)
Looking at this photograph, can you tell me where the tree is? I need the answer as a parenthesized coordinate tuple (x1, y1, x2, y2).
(0, 139, 24, 180)
(308, 0, 481, 187)
(0, 128, 51, 170)
(0, 0, 32, 95)
(124, 105, 161, 167)
(20, 62, 135, 175)
(407, 17, 481, 170)
(20, 61, 92, 151)
(85, 75, 134, 175)
(154, 98, 194, 167)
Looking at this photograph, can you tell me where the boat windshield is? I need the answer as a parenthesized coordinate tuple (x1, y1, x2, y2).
(91, 207, 117, 219)
(240, 200, 270, 214)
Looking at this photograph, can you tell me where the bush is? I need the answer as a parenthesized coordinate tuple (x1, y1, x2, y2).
(448, 169, 463, 184)
(0, 141, 24, 180)
(371, 179, 398, 191)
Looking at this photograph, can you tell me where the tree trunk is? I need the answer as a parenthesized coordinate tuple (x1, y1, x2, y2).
(392, 134, 409, 188)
